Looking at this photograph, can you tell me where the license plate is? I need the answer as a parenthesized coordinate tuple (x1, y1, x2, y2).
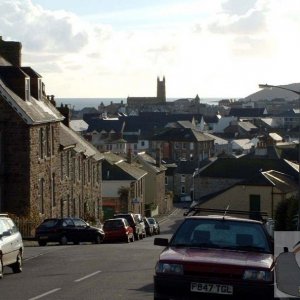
(191, 282, 233, 295)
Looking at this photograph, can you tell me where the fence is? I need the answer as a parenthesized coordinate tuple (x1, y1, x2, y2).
(13, 219, 35, 239)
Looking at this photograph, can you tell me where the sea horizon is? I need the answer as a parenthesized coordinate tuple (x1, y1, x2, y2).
(56, 97, 224, 110)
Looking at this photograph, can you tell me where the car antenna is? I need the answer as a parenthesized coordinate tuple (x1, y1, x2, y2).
(223, 205, 230, 220)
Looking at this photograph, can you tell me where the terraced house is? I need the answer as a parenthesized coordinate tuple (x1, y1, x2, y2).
(0, 37, 103, 234)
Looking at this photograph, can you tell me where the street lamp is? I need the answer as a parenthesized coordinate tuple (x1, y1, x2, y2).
(258, 83, 300, 230)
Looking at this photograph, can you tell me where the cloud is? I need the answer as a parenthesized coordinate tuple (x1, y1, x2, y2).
(0, 0, 88, 53)
(222, 0, 258, 15)
(208, 10, 266, 35)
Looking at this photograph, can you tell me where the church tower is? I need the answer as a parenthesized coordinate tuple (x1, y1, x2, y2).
(157, 76, 166, 102)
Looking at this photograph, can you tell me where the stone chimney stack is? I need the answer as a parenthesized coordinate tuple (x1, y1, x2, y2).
(57, 102, 70, 127)
(0, 36, 22, 66)
(156, 148, 162, 167)
(127, 148, 132, 164)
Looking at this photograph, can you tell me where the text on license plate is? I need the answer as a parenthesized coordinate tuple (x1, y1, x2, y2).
(191, 282, 233, 295)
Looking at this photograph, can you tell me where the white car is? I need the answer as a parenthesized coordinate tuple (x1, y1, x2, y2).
(0, 214, 24, 278)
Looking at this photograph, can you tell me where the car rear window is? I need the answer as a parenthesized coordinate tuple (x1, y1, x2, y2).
(40, 219, 59, 228)
(104, 220, 124, 228)
(170, 218, 271, 253)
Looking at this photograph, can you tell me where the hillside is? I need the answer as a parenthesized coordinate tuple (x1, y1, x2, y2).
(243, 83, 300, 102)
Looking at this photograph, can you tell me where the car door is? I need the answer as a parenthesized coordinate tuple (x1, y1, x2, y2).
(73, 219, 91, 242)
(0, 219, 16, 265)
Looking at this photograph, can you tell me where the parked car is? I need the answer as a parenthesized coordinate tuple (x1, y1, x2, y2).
(103, 218, 134, 243)
(143, 217, 154, 236)
(113, 213, 144, 240)
(154, 215, 274, 299)
(147, 217, 160, 234)
(35, 217, 105, 246)
(0, 214, 23, 278)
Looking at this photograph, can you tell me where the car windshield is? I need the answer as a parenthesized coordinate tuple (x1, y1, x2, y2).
(170, 218, 271, 253)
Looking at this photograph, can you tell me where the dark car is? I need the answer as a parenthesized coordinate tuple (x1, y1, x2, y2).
(143, 217, 154, 236)
(154, 215, 274, 300)
(147, 217, 160, 235)
(103, 218, 134, 243)
(35, 217, 105, 246)
(113, 213, 144, 240)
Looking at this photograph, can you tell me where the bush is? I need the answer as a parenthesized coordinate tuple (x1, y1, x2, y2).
(274, 196, 298, 230)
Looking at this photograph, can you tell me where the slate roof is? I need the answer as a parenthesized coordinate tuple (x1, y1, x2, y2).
(151, 127, 214, 142)
(136, 152, 166, 173)
(229, 108, 266, 118)
(198, 157, 299, 181)
(70, 119, 88, 132)
(87, 118, 125, 133)
(59, 123, 104, 160)
(102, 152, 147, 180)
(0, 78, 64, 125)
(238, 121, 257, 132)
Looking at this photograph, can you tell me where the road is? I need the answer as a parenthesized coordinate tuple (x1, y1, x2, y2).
(1, 206, 185, 300)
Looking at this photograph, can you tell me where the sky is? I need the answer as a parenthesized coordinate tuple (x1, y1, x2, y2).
(1, 0, 300, 99)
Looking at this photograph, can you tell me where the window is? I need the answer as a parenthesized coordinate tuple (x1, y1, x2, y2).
(39, 178, 45, 214)
(39, 128, 45, 159)
(51, 173, 56, 207)
(37, 78, 42, 100)
(165, 176, 168, 185)
(66, 151, 70, 177)
(190, 142, 194, 150)
(182, 143, 186, 149)
(181, 174, 185, 183)
(141, 141, 145, 147)
(46, 126, 50, 157)
(51, 126, 55, 155)
(25, 78, 30, 101)
(181, 186, 185, 194)
(60, 153, 64, 180)
(249, 195, 261, 220)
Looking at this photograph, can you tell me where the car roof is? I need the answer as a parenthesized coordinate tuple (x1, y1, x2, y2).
(105, 218, 125, 222)
(186, 215, 263, 224)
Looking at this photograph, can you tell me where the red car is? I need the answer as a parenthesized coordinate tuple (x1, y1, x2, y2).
(103, 218, 134, 243)
(154, 215, 274, 299)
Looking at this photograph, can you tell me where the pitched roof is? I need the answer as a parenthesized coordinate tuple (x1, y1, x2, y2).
(136, 152, 166, 173)
(199, 157, 299, 181)
(59, 123, 104, 160)
(0, 78, 64, 125)
(229, 108, 266, 117)
(86, 118, 125, 133)
(69, 119, 88, 132)
(151, 127, 214, 142)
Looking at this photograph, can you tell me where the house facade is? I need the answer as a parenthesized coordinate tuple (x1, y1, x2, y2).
(0, 37, 103, 233)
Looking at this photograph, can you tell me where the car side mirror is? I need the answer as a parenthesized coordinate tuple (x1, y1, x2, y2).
(154, 237, 169, 246)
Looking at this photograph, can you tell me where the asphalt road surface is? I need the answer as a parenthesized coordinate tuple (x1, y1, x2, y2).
(0, 207, 185, 300)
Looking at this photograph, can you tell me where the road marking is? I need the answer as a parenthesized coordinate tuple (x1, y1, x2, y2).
(28, 288, 61, 300)
(74, 270, 102, 282)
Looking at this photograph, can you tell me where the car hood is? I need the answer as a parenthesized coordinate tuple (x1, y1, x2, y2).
(160, 247, 274, 269)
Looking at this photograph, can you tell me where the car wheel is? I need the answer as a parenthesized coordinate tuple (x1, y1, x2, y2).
(11, 252, 22, 273)
(38, 240, 47, 246)
(95, 235, 102, 244)
(0, 257, 3, 279)
(60, 235, 68, 245)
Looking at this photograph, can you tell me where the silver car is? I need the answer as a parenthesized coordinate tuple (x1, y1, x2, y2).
(0, 214, 24, 278)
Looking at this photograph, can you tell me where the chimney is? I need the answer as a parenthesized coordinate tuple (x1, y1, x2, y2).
(156, 148, 161, 167)
(127, 148, 132, 164)
(0, 37, 22, 66)
(57, 102, 70, 127)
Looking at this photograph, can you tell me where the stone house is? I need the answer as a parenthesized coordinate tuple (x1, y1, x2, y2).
(101, 151, 147, 219)
(0, 37, 103, 233)
(135, 151, 172, 215)
(150, 127, 214, 162)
